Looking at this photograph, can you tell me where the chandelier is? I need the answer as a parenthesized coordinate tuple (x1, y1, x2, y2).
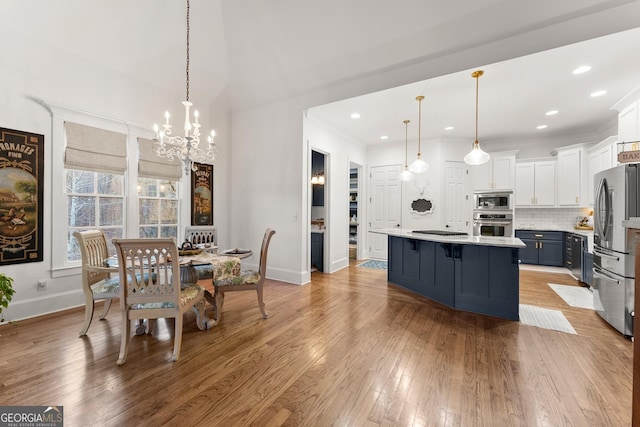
(153, 0, 216, 175)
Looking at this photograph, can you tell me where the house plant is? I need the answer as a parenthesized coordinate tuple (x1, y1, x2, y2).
(0, 273, 15, 323)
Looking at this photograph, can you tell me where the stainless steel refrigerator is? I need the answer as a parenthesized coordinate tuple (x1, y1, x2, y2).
(593, 164, 638, 337)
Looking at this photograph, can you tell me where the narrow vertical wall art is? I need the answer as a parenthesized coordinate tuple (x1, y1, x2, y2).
(0, 127, 44, 265)
(191, 162, 213, 225)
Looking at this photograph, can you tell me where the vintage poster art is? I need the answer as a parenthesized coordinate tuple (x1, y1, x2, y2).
(0, 127, 44, 265)
(191, 162, 213, 226)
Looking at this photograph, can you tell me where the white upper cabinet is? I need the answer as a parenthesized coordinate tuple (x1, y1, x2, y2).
(471, 151, 517, 191)
(587, 136, 617, 205)
(618, 101, 639, 143)
(515, 161, 556, 207)
(612, 86, 640, 144)
(556, 146, 587, 207)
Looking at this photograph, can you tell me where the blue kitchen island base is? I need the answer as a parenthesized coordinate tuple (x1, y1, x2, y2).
(388, 235, 520, 321)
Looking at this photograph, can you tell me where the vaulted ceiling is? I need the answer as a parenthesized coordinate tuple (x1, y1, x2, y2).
(5, 0, 640, 144)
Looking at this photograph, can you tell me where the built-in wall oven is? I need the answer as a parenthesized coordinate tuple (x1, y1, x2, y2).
(474, 191, 512, 210)
(472, 212, 513, 237)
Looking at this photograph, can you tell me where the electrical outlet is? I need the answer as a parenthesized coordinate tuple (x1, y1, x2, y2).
(37, 280, 47, 291)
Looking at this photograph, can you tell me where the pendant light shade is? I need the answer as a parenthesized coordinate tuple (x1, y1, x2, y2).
(409, 95, 429, 174)
(399, 119, 414, 181)
(464, 70, 490, 165)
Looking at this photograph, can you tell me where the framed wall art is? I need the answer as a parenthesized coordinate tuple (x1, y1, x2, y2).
(0, 127, 44, 265)
(191, 162, 213, 225)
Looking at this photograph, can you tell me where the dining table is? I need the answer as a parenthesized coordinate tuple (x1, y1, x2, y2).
(105, 250, 243, 329)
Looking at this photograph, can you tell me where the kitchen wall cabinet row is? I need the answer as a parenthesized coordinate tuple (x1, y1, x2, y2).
(514, 138, 618, 208)
(472, 142, 616, 207)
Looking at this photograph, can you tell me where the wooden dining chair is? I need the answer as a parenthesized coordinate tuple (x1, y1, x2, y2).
(73, 230, 120, 337)
(212, 228, 276, 323)
(185, 226, 217, 253)
(112, 238, 208, 365)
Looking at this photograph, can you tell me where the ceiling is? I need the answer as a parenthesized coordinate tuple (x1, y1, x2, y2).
(4, 0, 640, 133)
(307, 27, 640, 147)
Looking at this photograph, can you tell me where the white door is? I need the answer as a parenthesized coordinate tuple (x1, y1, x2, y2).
(444, 161, 470, 232)
(369, 164, 401, 259)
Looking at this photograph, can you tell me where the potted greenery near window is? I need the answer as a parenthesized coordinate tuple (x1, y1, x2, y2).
(0, 273, 15, 323)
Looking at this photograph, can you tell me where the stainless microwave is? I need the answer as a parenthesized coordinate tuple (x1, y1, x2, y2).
(473, 191, 512, 210)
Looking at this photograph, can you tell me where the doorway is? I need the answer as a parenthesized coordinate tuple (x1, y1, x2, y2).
(310, 150, 326, 272)
(349, 163, 361, 260)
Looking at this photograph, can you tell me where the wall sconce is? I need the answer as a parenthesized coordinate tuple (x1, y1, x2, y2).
(311, 173, 325, 185)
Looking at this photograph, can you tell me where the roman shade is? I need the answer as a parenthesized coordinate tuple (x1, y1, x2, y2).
(64, 122, 127, 174)
(137, 138, 182, 180)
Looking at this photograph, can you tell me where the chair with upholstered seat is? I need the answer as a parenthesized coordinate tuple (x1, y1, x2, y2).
(73, 230, 120, 337)
(212, 228, 275, 323)
(112, 238, 208, 365)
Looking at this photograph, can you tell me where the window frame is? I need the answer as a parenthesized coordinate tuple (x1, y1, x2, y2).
(49, 105, 188, 276)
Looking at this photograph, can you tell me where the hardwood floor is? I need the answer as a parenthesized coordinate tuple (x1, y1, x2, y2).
(0, 263, 633, 426)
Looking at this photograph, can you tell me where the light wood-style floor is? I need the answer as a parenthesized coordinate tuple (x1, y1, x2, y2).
(0, 262, 633, 426)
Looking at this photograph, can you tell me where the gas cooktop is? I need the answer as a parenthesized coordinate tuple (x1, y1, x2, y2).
(412, 230, 468, 236)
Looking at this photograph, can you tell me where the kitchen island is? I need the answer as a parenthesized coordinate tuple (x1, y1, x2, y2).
(375, 229, 525, 321)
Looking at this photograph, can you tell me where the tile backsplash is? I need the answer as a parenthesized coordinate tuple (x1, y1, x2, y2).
(515, 207, 593, 230)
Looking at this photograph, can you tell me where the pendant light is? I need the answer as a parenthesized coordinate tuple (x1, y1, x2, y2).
(464, 70, 490, 165)
(399, 119, 414, 181)
(409, 95, 429, 173)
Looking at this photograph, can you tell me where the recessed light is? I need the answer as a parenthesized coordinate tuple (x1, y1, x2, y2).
(444, 126, 454, 131)
(537, 125, 548, 130)
(590, 90, 607, 97)
(573, 65, 592, 75)
(546, 110, 558, 116)
(380, 135, 388, 140)
(350, 113, 360, 119)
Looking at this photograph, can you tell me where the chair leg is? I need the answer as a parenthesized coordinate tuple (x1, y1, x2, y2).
(117, 312, 131, 366)
(171, 313, 184, 362)
(212, 289, 224, 323)
(79, 297, 95, 337)
(99, 298, 113, 320)
(257, 285, 268, 319)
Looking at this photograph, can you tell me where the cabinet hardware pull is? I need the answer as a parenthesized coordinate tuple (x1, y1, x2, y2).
(534, 234, 543, 238)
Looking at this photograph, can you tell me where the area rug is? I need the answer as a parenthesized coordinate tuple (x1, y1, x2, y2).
(519, 304, 577, 335)
(548, 283, 594, 310)
(357, 260, 388, 270)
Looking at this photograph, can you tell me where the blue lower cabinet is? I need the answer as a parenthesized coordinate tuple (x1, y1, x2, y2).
(388, 236, 519, 320)
(455, 244, 519, 320)
(515, 230, 564, 267)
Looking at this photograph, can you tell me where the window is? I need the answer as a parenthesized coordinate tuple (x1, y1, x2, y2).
(138, 177, 178, 239)
(66, 169, 124, 262)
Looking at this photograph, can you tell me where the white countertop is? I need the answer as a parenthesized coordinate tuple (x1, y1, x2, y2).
(622, 218, 640, 229)
(373, 228, 525, 248)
